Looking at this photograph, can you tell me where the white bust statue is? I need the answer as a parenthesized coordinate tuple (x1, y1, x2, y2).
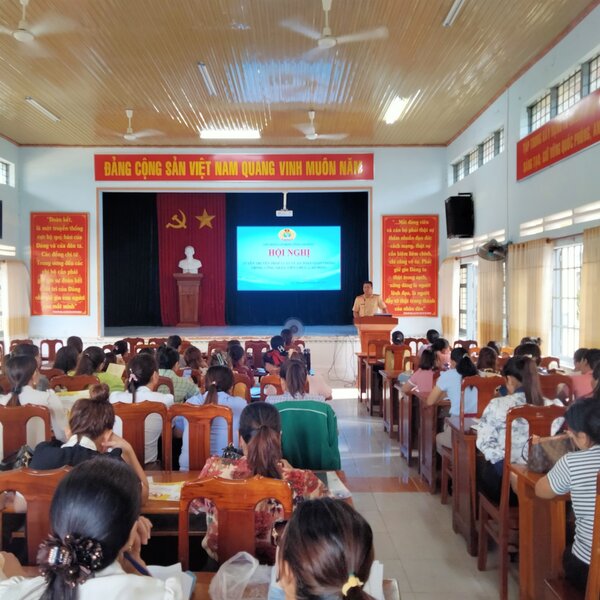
(178, 245, 202, 274)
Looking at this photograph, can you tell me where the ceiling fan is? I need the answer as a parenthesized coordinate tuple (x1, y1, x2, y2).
(295, 109, 348, 141)
(0, 0, 76, 44)
(282, 0, 388, 52)
(122, 109, 163, 141)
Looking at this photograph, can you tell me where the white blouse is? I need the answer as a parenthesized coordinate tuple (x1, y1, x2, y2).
(0, 561, 182, 599)
(0, 386, 69, 458)
(109, 386, 174, 464)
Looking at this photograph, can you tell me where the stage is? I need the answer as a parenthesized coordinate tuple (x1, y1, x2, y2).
(103, 325, 357, 338)
(60, 325, 361, 386)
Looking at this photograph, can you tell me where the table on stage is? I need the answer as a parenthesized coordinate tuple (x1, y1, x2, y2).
(192, 572, 401, 600)
(448, 416, 478, 556)
(510, 464, 568, 600)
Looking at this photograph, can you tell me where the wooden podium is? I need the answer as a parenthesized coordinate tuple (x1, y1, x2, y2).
(174, 273, 203, 327)
(354, 316, 398, 352)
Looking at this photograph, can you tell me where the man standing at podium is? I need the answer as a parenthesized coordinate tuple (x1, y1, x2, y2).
(352, 280, 387, 318)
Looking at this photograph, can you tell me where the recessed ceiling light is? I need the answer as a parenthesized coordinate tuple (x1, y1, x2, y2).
(25, 96, 60, 122)
(383, 96, 410, 125)
(443, 0, 466, 27)
(197, 62, 217, 96)
(199, 128, 261, 140)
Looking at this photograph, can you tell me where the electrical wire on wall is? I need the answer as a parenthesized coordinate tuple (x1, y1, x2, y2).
(327, 336, 359, 386)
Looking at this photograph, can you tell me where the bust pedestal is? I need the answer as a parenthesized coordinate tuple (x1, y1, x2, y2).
(174, 273, 203, 326)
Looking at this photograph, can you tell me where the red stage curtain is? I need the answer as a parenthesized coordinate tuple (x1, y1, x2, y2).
(157, 193, 226, 326)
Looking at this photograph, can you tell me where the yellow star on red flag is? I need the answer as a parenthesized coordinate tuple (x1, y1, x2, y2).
(195, 209, 216, 229)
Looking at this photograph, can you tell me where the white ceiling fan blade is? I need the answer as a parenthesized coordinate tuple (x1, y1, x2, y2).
(133, 129, 164, 139)
(335, 26, 388, 45)
(0, 24, 13, 36)
(280, 19, 321, 41)
(21, 39, 52, 57)
(294, 123, 315, 136)
(301, 46, 327, 62)
(30, 14, 79, 37)
(315, 133, 348, 140)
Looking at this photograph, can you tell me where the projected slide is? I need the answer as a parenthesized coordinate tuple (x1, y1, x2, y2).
(237, 226, 341, 291)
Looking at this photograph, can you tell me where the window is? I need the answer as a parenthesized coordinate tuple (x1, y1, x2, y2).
(450, 128, 504, 184)
(459, 263, 478, 339)
(0, 160, 9, 186)
(528, 93, 551, 132)
(557, 70, 582, 114)
(482, 134, 495, 164)
(590, 55, 600, 93)
(467, 148, 479, 175)
(551, 242, 582, 365)
(452, 160, 464, 184)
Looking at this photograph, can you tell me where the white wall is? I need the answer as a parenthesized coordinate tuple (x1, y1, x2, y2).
(0, 136, 20, 253)
(17, 145, 446, 338)
(446, 5, 600, 248)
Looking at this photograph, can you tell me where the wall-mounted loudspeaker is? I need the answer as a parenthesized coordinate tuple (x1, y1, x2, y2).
(445, 193, 474, 239)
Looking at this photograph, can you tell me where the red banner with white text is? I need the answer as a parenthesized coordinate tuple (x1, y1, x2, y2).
(517, 88, 600, 180)
(30, 212, 89, 315)
(94, 153, 373, 181)
(382, 215, 438, 317)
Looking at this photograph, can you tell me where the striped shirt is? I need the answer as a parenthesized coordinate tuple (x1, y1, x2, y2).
(547, 444, 600, 564)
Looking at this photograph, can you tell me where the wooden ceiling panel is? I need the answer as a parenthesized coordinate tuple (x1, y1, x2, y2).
(0, 0, 595, 146)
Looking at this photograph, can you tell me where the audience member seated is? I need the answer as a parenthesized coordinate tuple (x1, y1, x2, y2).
(30, 384, 148, 502)
(281, 328, 294, 350)
(272, 498, 375, 600)
(74, 346, 124, 393)
(228, 344, 253, 384)
(573, 347, 588, 373)
(0, 458, 178, 598)
(476, 356, 562, 503)
(182, 345, 207, 374)
(276, 398, 341, 470)
(430, 337, 450, 370)
(266, 360, 325, 404)
(486, 340, 502, 356)
(0, 355, 68, 445)
(11, 343, 49, 391)
(401, 348, 435, 396)
(535, 398, 600, 593)
(263, 335, 288, 375)
(571, 348, 600, 399)
(391, 330, 405, 345)
(209, 349, 232, 369)
(175, 365, 246, 471)
(156, 345, 198, 403)
(110, 354, 174, 466)
(53, 346, 79, 374)
(514, 341, 542, 365)
(192, 402, 328, 564)
(66, 335, 83, 357)
(476, 346, 499, 375)
(426, 347, 478, 454)
(113, 340, 128, 365)
(166, 334, 185, 369)
(417, 328, 440, 356)
(101, 351, 117, 372)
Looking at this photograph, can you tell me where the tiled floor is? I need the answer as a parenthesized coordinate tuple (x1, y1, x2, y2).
(330, 390, 519, 600)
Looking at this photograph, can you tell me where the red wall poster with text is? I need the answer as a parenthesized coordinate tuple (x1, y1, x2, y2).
(382, 215, 438, 317)
(31, 213, 89, 316)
